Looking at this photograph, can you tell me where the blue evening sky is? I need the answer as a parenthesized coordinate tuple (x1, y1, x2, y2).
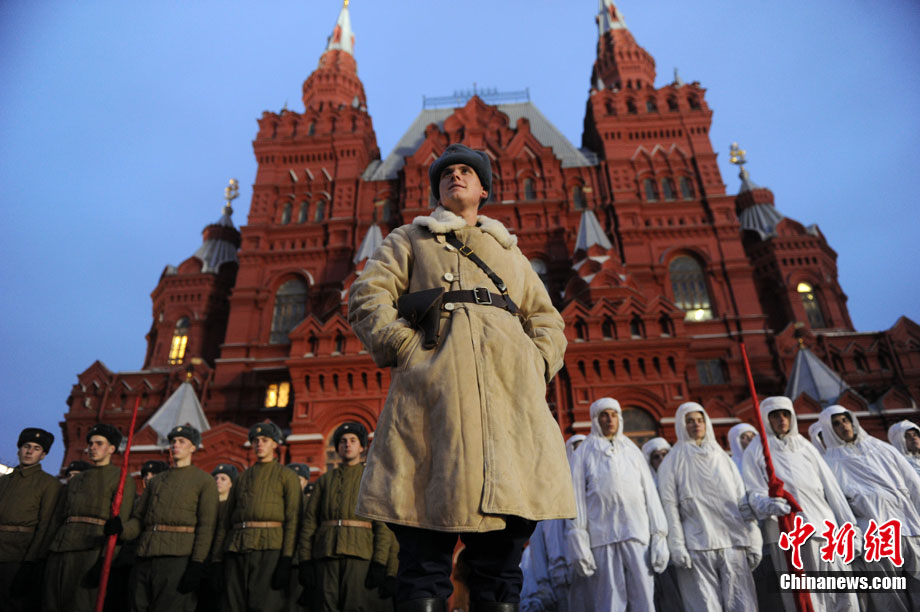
(1, 1, 918, 470)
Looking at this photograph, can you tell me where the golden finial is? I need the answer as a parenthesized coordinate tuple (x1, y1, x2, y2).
(223, 178, 239, 215)
(343, 0, 349, 7)
(729, 142, 747, 166)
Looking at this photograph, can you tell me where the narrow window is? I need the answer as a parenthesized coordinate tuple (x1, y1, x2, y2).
(298, 202, 309, 223)
(679, 176, 695, 199)
(646, 98, 658, 112)
(797, 282, 826, 328)
(167, 317, 190, 365)
(572, 185, 586, 210)
(281, 202, 292, 225)
(662, 178, 676, 200)
(264, 382, 291, 409)
(270, 279, 308, 344)
(314, 200, 326, 222)
(524, 178, 536, 201)
(644, 178, 659, 201)
(626, 99, 637, 114)
(667, 97, 679, 112)
(697, 359, 727, 385)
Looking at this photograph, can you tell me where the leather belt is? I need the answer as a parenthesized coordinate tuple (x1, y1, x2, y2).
(0, 525, 35, 533)
(320, 519, 373, 529)
(234, 521, 282, 529)
(442, 289, 508, 309)
(150, 525, 195, 533)
(66, 516, 106, 526)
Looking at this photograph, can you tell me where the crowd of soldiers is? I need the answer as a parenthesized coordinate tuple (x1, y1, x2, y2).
(0, 420, 396, 612)
(2, 400, 919, 612)
(519, 397, 920, 612)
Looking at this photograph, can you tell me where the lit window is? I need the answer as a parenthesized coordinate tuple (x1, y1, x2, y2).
(670, 256, 713, 321)
(168, 318, 190, 365)
(264, 382, 291, 408)
(797, 282, 826, 328)
(270, 279, 308, 344)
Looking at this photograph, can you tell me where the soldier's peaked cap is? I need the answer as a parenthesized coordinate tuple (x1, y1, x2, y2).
(167, 424, 201, 447)
(333, 422, 368, 449)
(248, 421, 284, 444)
(18, 427, 54, 454)
(86, 423, 122, 448)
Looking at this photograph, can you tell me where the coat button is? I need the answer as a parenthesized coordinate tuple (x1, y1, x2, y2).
(443, 272, 455, 282)
(445, 244, 456, 252)
(444, 303, 456, 311)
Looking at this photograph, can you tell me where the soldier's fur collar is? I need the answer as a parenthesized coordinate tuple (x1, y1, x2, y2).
(412, 206, 517, 249)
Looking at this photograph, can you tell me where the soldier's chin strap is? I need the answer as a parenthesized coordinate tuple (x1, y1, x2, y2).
(445, 232, 521, 318)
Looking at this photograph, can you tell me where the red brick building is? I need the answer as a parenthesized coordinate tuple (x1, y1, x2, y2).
(61, 1, 920, 478)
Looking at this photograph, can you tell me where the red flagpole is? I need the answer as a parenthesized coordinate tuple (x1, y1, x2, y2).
(739, 342, 813, 612)
(94, 394, 141, 612)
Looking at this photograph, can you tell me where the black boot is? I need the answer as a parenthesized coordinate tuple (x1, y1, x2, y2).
(396, 598, 449, 612)
(470, 602, 518, 612)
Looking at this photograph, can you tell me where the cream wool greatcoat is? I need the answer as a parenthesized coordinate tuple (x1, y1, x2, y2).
(348, 206, 575, 532)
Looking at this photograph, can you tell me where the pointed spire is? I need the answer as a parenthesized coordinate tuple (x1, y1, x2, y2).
(597, 0, 628, 35)
(353, 224, 383, 265)
(673, 67, 685, 87)
(590, 0, 656, 91)
(325, 0, 355, 56)
(574, 209, 613, 255)
(142, 381, 211, 448)
(785, 345, 851, 407)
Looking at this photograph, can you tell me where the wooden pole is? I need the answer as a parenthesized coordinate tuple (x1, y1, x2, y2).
(94, 394, 141, 612)
(739, 342, 813, 612)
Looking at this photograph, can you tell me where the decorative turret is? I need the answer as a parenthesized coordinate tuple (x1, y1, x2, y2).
(302, 0, 367, 111)
(192, 178, 242, 273)
(591, 0, 656, 91)
(730, 143, 781, 236)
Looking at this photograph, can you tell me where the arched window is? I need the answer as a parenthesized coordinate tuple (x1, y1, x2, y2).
(281, 202, 292, 225)
(298, 202, 309, 223)
(626, 99, 637, 114)
(270, 279, 308, 344)
(524, 178, 536, 201)
(572, 185, 587, 210)
(667, 97, 679, 112)
(669, 256, 713, 321)
(575, 318, 589, 341)
(602, 317, 616, 339)
(646, 98, 658, 112)
(629, 315, 644, 338)
(605, 100, 616, 116)
(167, 317, 190, 365)
(797, 282, 826, 328)
(679, 176, 695, 199)
(662, 178, 676, 200)
(622, 407, 658, 445)
(314, 200, 326, 222)
(644, 178, 659, 201)
(687, 95, 701, 110)
(658, 314, 673, 337)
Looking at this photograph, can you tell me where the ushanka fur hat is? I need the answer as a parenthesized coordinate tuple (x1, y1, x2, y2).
(333, 422, 368, 449)
(18, 427, 54, 454)
(86, 423, 122, 448)
(428, 143, 492, 206)
(248, 421, 284, 445)
(167, 424, 201, 447)
(211, 463, 239, 483)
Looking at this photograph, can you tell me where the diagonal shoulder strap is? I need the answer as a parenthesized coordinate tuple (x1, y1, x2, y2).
(445, 232, 521, 318)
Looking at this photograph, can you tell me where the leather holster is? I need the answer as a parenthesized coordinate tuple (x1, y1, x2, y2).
(397, 287, 445, 349)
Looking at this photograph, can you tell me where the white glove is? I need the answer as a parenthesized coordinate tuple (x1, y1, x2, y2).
(573, 555, 596, 578)
(746, 546, 762, 569)
(650, 534, 670, 574)
(763, 497, 791, 517)
(671, 545, 692, 569)
(738, 494, 756, 522)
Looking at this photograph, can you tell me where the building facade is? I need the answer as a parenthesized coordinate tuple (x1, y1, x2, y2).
(61, 1, 920, 478)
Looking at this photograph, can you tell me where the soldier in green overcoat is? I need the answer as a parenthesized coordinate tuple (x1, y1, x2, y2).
(213, 421, 301, 612)
(0, 427, 61, 612)
(43, 423, 135, 612)
(106, 425, 218, 611)
(297, 422, 394, 612)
